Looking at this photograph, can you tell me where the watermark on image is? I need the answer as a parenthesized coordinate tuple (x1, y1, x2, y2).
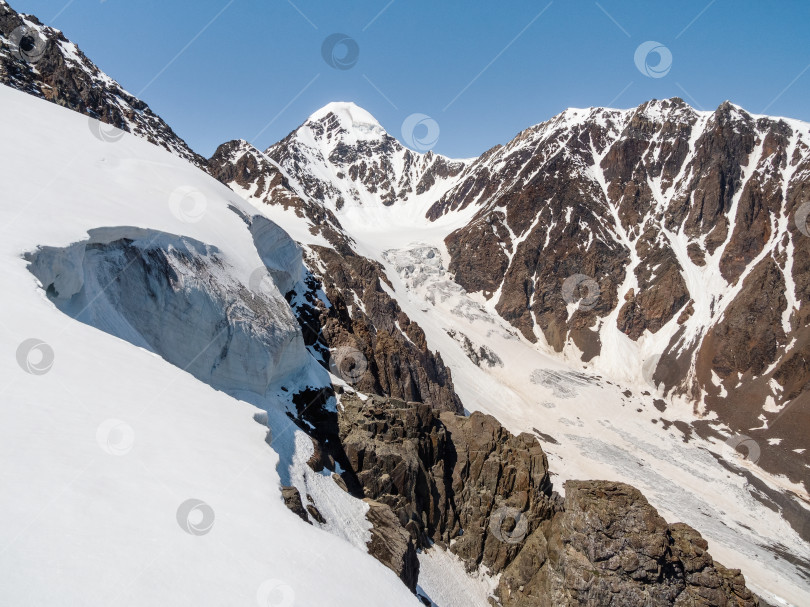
(9, 25, 47, 64)
(722, 434, 761, 465)
(794, 202, 810, 237)
(88, 116, 125, 143)
(561, 274, 600, 311)
(328, 346, 368, 386)
(256, 579, 296, 607)
(169, 186, 208, 223)
(321, 33, 359, 70)
(401, 113, 440, 152)
(96, 419, 135, 456)
(634, 41, 672, 78)
(249, 267, 276, 297)
(642, 355, 659, 386)
(16, 338, 54, 375)
(176, 498, 215, 536)
(489, 505, 528, 544)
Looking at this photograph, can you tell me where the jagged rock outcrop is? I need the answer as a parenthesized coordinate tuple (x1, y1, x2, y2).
(281, 486, 309, 523)
(307, 246, 462, 412)
(0, 0, 203, 165)
(335, 395, 760, 607)
(497, 481, 759, 607)
(364, 499, 419, 593)
(337, 394, 557, 573)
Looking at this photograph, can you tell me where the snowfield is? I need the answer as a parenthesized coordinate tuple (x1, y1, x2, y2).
(0, 84, 422, 607)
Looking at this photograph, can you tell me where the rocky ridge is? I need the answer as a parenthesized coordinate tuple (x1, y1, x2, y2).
(430, 98, 810, 484)
(266, 102, 467, 211)
(332, 394, 760, 607)
(0, 0, 203, 166)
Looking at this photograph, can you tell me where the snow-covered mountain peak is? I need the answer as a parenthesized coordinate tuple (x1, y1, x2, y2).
(263, 102, 468, 217)
(306, 101, 387, 143)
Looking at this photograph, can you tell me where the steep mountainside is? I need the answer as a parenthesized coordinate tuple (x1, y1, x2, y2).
(430, 98, 810, 483)
(225, 97, 810, 487)
(0, 0, 203, 165)
(266, 102, 467, 212)
(207, 138, 463, 413)
(209, 99, 810, 604)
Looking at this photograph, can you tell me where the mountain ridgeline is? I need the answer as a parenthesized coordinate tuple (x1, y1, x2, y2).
(211, 98, 810, 488)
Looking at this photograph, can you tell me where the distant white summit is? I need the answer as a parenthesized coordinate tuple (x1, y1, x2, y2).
(305, 101, 387, 142)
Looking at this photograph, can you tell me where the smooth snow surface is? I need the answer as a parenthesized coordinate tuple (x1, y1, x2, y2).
(307, 101, 387, 142)
(417, 546, 498, 607)
(0, 84, 421, 607)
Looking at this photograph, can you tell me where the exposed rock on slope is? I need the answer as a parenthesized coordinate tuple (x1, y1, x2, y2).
(429, 99, 810, 483)
(498, 481, 759, 607)
(208, 139, 353, 251)
(209, 138, 464, 414)
(335, 395, 760, 607)
(364, 498, 420, 593)
(306, 245, 462, 412)
(0, 0, 203, 165)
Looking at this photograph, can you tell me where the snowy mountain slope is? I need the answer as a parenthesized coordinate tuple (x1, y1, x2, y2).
(267, 102, 469, 215)
(431, 98, 810, 488)
(0, 83, 423, 607)
(1, 0, 806, 598)
(375, 241, 810, 607)
(0, 0, 203, 166)
(209, 136, 466, 414)
(212, 100, 810, 606)
(225, 97, 810, 491)
(247, 97, 810, 486)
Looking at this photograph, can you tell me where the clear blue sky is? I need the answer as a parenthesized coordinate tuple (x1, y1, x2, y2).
(14, 0, 810, 158)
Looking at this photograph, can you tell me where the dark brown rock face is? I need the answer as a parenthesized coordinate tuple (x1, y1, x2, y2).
(336, 395, 759, 606)
(497, 481, 759, 607)
(364, 499, 419, 593)
(338, 396, 453, 544)
(0, 1, 203, 165)
(280, 485, 309, 523)
(430, 98, 810, 486)
(337, 394, 557, 572)
(309, 246, 461, 412)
